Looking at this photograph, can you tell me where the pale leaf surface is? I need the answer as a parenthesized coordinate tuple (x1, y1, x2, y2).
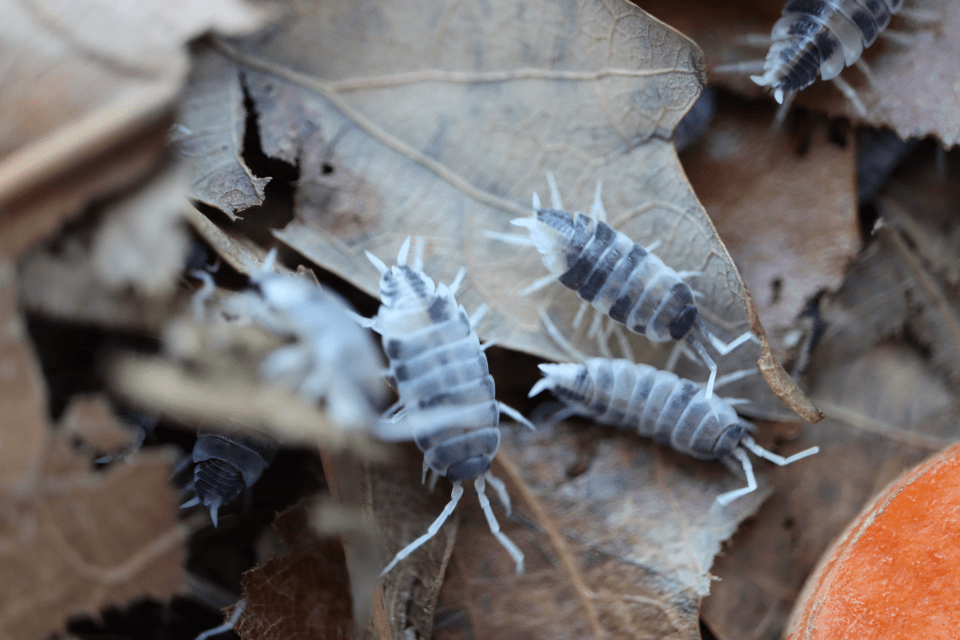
(194, 0, 815, 419)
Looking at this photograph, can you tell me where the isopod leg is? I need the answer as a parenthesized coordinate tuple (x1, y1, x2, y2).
(830, 76, 867, 116)
(380, 482, 464, 577)
(741, 435, 819, 466)
(716, 448, 757, 506)
(469, 304, 489, 329)
(188, 270, 216, 321)
(449, 267, 468, 295)
(772, 90, 797, 130)
(700, 326, 759, 356)
(538, 307, 590, 362)
(713, 59, 766, 75)
(194, 600, 246, 640)
(498, 402, 536, 431)
(546, 172, 563, 210)
(590, 181, 606, 221)
(475, 476, 524, 574)
(518, 273, 557, 297)
(484, 471, 512, 515)
(687, 336, 718, 399)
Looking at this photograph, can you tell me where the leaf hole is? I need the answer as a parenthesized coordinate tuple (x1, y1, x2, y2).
(770, 278, 783, 305)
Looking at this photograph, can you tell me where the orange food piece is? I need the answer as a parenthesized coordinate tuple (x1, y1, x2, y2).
(786, 442, 960, 640)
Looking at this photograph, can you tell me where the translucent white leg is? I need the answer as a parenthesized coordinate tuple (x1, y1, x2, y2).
(688, 337, 718, 399)
(349, 310, 376, 329)
(365, 250, 389, 275)
(590, 181, 606, 221)
(498, 402, 536, 431)
(741, 435, 819, 466)
(449, 267, 467, 295)
(480, 340, 496, 352)
(736, 32, 772, 47)
(484, 471, 512, 515)
(830, 76, 867, 116)
(891, 7, 939, 24)
(427, 468, 440, 492)
(532, 191, 542, 211)
(518, 273, 557, 297)
(484, 230, 535, 246)
(665, 339, 697, 373)
(712, 60, 765, 74)
(645, 240, 661, 252)
(855, 58, 875, 84)
(539, 307, 590, 362)
(588, 313, 613, 358)
(700, 326, 759, 356)
(572, 301, 589, 329)
(411, 238, 425, 271)
(396, 237, 412, 266)
(772, 90, 797, 129)
(194, 600, 246, 640)
(879, 28, 920, 45)
(546, 172, 563, 209)
(469, 304, 489, 329)
(716, 448, 757, 506)
(475, 476, 524, 574)
(676, 270, 703, 281)
(612, 324, 634, 361)
(380, 482, 464, 577)
(713, 367, 757, 390)
(189, 270, 216, 321)
(722, 398, 751, 406)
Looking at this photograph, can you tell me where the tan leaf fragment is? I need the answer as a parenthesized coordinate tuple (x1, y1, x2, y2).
(236, 502, 355, 640)
(17, 163, 190, 333)
(199, 0, 812, 419)
(172, 47, 270, 219)
(0, 439, 186, 640)
(436, 421, 781, 640)
(0, 263, 48, 491)
(679, 98, 858, 366)
(57, 395, 133, 456)
(0, 0, 272, 260)
(183, 204, 277, 276)
(642, 0, 960, 146)
(703, 341, 959, 640)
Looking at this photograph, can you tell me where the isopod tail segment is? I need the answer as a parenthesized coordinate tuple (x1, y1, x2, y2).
(490, 177, 758, 399)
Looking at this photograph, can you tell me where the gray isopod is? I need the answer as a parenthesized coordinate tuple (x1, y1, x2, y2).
(750, 0, 904, 111)
(529, 358, 818, 505)
(358, 238, 534, 576)
(494, 176, 755, 399)
(182, 431, 278, 526)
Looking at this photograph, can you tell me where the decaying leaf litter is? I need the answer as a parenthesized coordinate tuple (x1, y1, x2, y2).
(4, 0, 960, 638)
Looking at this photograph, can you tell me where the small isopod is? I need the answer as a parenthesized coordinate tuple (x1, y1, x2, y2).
(181, 431, 278, 526)
(529, 358, 819, 505)
(357, 238, 534, 575)
(493, 176, 755, 399)
(749, 0, 904, 113)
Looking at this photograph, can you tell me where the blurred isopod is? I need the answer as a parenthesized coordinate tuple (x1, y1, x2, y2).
(529, 358, 819, 505)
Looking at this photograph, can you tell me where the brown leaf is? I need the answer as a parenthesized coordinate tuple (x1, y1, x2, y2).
(642, 0, 960, 146)
(679, 97, 858, 365)
(0, 0, 270, 259)
(183, 204, 277, 276)
(703, 341, 959, 640)
(172, 47, 270, 218)
(189, 0, 814, 420)
(0, 263, 48, 491)
(435, 419, 785, 640)
(18, 163, 190, 332)
(0, 440, 186, 640)
(236, 503, 355, 640)
(57, 395, 133, 456)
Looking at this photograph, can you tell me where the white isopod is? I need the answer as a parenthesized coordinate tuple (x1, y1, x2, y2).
(493, 176, 755, 400)
(529, 358, 819, 505)
(213, 249, 388, 431)
(357, 238, 534, 576)
(749, 0, 904, 113)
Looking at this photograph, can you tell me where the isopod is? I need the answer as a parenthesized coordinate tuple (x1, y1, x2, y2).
(181, 431, 278, 526)
(357, 238, 534, 575)
(211, 249, 388, 431)
(529, 358, 819, 505)
(494, 176, 755, 399)
(749, 0, 904, 112)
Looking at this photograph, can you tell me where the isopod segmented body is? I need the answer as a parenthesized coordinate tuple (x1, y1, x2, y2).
(750, 0, 903, 105)
(360, 238, 534, 575)
(503, 178, 755, 399)
(529, 358, 818, 505)
(215, 249, 388, 431)
(182, 431, 278, 526)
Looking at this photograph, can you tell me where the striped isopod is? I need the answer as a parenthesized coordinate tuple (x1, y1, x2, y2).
(357, 238, 534, 575)
(213, 249, 388, 431)
(495, 176, 756, 399)
(749, 0, 904, 112)
(529, 358, 819, 505)
(181, 430, 278, 526)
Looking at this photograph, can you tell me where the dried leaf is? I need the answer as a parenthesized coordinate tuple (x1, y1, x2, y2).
(0, 0, 271, 259)
(0, 440, 186, 640)
(642, 0, 960, 146)
(187, 0, 814, 420)
(183, 205, 277, 276)
(0, 263, 48, 491)
(172, 48, 270, 218)
(703, 341, 959, 640)
(435, 420, 781, 640)
(236, 503, 354, 640)
(679, 97, 858, 363)
(57, 395, 133, 455)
